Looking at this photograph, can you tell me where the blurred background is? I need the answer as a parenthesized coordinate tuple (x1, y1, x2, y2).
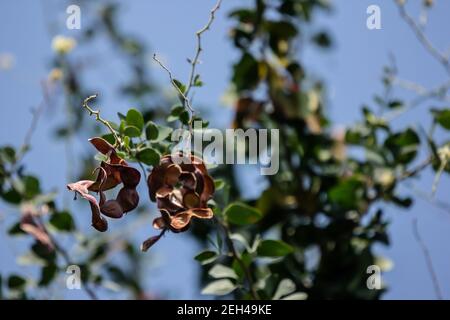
(1, 0, 449, 299)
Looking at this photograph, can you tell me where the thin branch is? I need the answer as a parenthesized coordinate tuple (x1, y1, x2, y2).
(152, 0, 222, 129)
(82, 94, 122, 147)
(185, 0, 223, 97)
(398, 156, 432, 181)
(396, 1, 450, 75)
(152, 54, 194, 115)
(384, 80, 450, 121)
(15, 81, 52, 166)
(403, 182, 450, 216)
(412, 217, 443, 300)
(216, 218, 260, 300)
(37, 217, 99, 300)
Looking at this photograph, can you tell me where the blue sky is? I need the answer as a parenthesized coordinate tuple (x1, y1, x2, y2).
(1, 0, 450, 299)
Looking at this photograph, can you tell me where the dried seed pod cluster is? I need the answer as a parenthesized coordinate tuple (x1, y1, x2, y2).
(67, 138, 214, 251)
(141, 154, 215, 251)
(67, 137, 141, 232)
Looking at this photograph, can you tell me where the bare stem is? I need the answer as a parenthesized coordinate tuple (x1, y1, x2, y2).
(217, 219, 259, 300)
(185, 0, 223, 97)
(15, 81, 51, 166)
(82, 94, 122, 147)
(152, 54, 194, 115)
(399, 156, 432, 181)
(38, 217, 99, 300)
(152, 0, 222, 130)
(412, 218, 443, 300)
(396, 1, 450, 75)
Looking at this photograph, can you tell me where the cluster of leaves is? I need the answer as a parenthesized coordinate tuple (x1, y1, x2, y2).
(0, 2, 175, 299)
(187, 0, 450, 300)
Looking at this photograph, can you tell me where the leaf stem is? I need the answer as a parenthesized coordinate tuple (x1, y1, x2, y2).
(216, 218, 260, 300)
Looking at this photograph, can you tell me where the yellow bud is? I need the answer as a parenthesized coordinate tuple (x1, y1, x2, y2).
(52, 35, 76, 54)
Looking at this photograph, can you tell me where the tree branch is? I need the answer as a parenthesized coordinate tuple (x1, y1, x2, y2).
(396, 1, 450, 75)
(37, 217, 99, 300)
(82, 94, 122, 147)
(412, 217, 443, 300)
(152, 54, 195, 117)
(185, 0, 223, 97)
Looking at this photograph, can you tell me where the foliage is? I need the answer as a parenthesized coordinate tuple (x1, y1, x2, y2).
(1, 0, 449, 300)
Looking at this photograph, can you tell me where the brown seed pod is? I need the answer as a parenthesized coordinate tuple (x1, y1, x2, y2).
(142, 153, 215, 250)
(67, 137, 141, 232)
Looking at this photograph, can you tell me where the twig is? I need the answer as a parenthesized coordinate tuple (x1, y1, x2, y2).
(82, 94, 122, 147)
(216, 218, 260, 300)
(38, 217, 99, 300)
(152, 0, 222, 129)
(398, 156, 432, 181)
(403, 182, 450, 216)
(396, 1, 450, 75)
(384, 80, 450, 121)
(185, 0, 223, 97)
(412, 218, 443, 300)
(15, 81, 52, 166)
(152, 54, 194, 115)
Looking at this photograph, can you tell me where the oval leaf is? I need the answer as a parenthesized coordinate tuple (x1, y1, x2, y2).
(201, 279, 236, 296)
(224, 202, 262, 225)
(257, 239, 294, 257)
(126, 108, 144, 130)
(208, 264, 238, 280)
(124, 125, 141, 138)
(137, 148, 161, 166)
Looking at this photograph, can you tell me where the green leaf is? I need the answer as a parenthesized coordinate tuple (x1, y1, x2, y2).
(153, 125, 173, 142)
(194, 74, 203, 87)
(208, 264, 238, 280)
(123, 135, 131, 148)
(94, 152, 109, 162)
(0, 146, 16, 163)
(384, 128, 420, 164)
(311, 31, 332, 48)
(273, 278, 296, 300)
(126, 108, 144, 131)
(8, 275, 26, 290)
(50, 211, 75, 232)
(167, 105, 185, 122)
(388, 100, 403, 109)
(224, 202, 262, 225)
(257, 239, 294, 257)
(117, 112, 126, 120)
(282, 292, 308, 300)
(179, 110, 190, 125)
(145, 121, 159, 140)
(194, 250, 218, 265)
(101, 133, 116, 145)
(214, 179, 225, 191)
(232, 53, 260, 91)
(232, 252, 252, 280)
(328, 179, 364, 209)
(124, 125, 141, 138)
(201, 279, 237, 296)
(136, 148, 161, 166)
(173, 79, 186, 94)
(31, 242, 56, 263)
(39, 264, 58, 286)
(1, 188, 22, 204)
(432, 109, 450, 130)
(24, 175, 40, 199)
